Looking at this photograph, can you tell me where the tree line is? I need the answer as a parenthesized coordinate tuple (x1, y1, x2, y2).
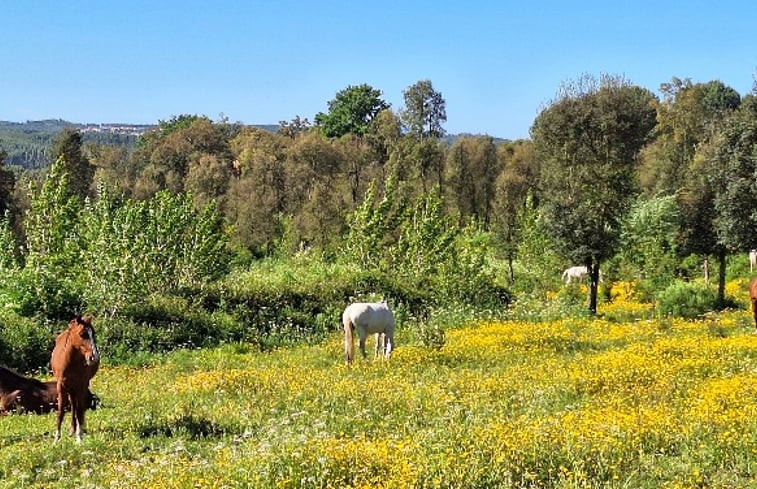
(1, 75, 757, 317)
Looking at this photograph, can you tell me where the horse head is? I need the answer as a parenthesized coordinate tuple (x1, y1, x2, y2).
(69, 315, 100, 367)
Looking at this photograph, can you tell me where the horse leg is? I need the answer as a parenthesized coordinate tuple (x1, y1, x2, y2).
(752, 298, 757, 331)
(69, 392, 78, 435)
(55, 385, 66, 441)
(384, 332, 394, 359)
(73, 395, 85, 442)
(359, 330, 367, 359)
(374, 333, 384, 360)
(344, 316, 354, 365)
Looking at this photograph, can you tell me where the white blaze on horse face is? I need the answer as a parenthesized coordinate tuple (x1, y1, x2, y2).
(88, 328, 100, 364)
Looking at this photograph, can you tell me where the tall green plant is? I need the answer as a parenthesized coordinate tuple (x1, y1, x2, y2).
(79, 188, 231, 317)
(344, 176, 405, 269)
(619, 195, 680, 287)
(20, 156, 84, 317)
(24, 156, 83, 272)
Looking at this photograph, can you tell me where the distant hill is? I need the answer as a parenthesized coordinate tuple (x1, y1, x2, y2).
(0, 119, 154, 169)
(0, 120, 508, 170)
(442, 133, 510, 146)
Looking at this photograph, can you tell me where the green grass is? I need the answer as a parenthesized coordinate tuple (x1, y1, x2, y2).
(3, 308, 757, 488)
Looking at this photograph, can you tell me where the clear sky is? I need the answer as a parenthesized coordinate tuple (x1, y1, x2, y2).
(2, 0, 756, 140)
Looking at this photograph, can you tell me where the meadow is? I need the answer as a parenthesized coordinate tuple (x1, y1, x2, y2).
(2, 283, 757, 488)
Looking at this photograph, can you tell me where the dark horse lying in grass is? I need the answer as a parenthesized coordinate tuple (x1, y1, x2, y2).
(0, 365, 99, 415)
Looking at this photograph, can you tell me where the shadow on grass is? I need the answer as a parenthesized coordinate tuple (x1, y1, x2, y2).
(137, 413, 235, 440)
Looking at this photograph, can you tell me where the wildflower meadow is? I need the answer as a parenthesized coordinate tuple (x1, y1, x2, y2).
(2, 283, 757, 488)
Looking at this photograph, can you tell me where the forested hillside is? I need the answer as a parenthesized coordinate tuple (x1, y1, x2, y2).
(0, 120, 153, 169)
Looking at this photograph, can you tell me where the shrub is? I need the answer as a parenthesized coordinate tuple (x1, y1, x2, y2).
(656, 281, 719, 319)
(0, 312, 54, 372)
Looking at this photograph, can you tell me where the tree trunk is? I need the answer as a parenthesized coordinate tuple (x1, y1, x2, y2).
(717, 250, 726, 306)
(588, 261, 599, 314)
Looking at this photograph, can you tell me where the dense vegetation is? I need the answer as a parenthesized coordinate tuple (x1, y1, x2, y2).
(0, 74, 756, 374)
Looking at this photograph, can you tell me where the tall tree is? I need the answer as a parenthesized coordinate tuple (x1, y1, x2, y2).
(284, 131, 346, 250)
(445, 136, 500, 225)
(132, 115, 232, 199)
(711, 93, 757, 301)
(314, 84, 389, 138)
(640, 78, 740, 195)
(531, 74, 657, 313)
(401, 79, 447, 141)
(491, 140, 539, 283)
(227, 127, 289, 254)
(52, 127, 94, 200)
(667, 80, 741, 291)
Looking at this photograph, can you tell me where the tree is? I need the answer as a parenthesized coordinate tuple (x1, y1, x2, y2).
(619, 195, 680, 288)
(284, 131, 346, 250)
(315, 84, 389, 138)
(665, 81, 741, 295)
(640, 78, 740, 195)
(278, 116, 311, 139)
(491, 140, 539, 283)
(88, 144, 134, 197)
(711, 93, 757, 302)
(531, 74, 657, 313)
(52, 127, 94, 200)
(401, 80, 447, 141)
(227, 128, 289, 254)
(445, 136, 500, 226)
(132, 115, 232, 199)
(185, 153, 232, 210)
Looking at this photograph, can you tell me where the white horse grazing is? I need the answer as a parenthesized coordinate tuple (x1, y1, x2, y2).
(749, 250, 757, 272)
(343, 302, 395, 365)
(562, 265, 603, 284)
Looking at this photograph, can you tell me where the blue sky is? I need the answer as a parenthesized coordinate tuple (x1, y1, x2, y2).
(2, 1, 756, 140)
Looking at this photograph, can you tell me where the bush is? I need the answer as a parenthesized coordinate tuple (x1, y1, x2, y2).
(0, 312, 54, 372)
(656, 281, 719, 319)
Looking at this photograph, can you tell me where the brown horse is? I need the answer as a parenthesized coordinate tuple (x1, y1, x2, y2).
(750, 278, 757, 330)
(0, 366, 99, 415)
(50, 315, 100, 442)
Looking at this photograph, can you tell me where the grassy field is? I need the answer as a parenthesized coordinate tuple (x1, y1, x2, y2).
(2, 286, 757, 488)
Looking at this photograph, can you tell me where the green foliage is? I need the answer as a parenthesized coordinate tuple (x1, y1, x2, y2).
(0, 213, 19, 271)
(315, 84, 390, 138)
(512, 201, 563, 295)
(21, 157, 85, 318)
(0, 311, 52, 371)
(619, 195, 680, 287)
(345, 178, 507, 309)
(656, 281, 719, 318)
(713, 95, 757, 251)
(401, 79, 447, 140)
(344, 176, 405, 270)
(532, 74, 658, 312)
(79, 187, 232, 317)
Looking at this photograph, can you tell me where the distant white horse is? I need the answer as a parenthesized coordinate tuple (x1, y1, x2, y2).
(562, 265, 603, 284)
(343, 302, 395, 365)
(750, 250, 757, 272)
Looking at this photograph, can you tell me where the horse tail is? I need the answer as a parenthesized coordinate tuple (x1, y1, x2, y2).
(343, 310, 354, 365)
